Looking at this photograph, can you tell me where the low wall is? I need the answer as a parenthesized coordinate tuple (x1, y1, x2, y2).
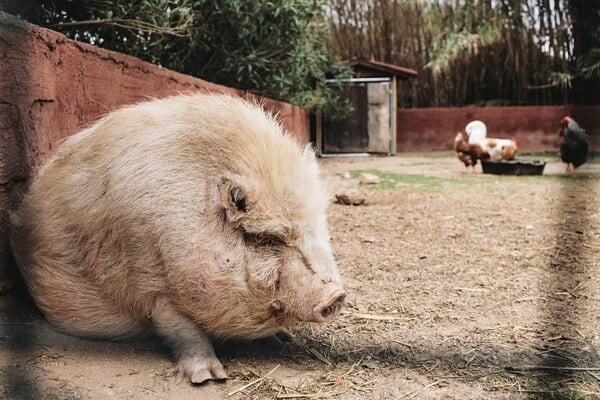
(0, 13, 310, 289)
(396, 106, 600, 153)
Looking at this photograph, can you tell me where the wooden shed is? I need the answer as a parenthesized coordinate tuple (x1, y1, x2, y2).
(318, 58, 417, 156)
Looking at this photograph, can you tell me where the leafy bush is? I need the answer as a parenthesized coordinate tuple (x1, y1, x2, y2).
(3, 0, 351, 116)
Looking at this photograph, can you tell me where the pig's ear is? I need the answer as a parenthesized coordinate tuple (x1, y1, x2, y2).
(218, 174, 253, 221)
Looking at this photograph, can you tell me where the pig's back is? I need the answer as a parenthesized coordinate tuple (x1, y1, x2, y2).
(9, 93, 311, 339)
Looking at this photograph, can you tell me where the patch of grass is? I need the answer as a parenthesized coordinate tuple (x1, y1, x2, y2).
(519, 152, 559, 159)
(587, 152, 600, 164)
(350, 167, 600, 193)
(521, 152, 600, 164)
(537, 171, 600, 180)
(349, 169, 485, 192)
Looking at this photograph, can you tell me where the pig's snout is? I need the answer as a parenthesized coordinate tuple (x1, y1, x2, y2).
(312, 288, 346, 323)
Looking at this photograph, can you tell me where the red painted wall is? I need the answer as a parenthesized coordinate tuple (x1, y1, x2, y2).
(0, 13, 309, 288)
(397, 106, 599, 153)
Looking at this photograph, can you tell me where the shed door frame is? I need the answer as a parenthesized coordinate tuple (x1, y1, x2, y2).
(318, 77, 394, 156)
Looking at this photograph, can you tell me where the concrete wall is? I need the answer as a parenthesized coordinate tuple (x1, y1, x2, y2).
(396, 105, 600, 153)
(0, 13, 310, 289)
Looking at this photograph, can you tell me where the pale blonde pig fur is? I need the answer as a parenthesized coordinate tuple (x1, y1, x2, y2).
(10, 93, 345, 384)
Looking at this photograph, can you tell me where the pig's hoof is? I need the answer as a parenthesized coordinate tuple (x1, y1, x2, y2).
(178, 357, 228, 384)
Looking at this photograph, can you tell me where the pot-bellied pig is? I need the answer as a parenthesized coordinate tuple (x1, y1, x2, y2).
(10, 93, 346, 384)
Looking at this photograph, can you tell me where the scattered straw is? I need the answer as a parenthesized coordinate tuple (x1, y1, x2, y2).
(424, 362, 439, 372)
(455, 287, 490, 293)
(400, 380, 441, 399)
(583, 243, 600, 250)
(575, 329, 586, 338)
(306, 347, 333, 367)
(351, 313, 407, 321)
(276, 392, 346, 399)
(228, 364, 280, 397)
(465, 353, 477, 367)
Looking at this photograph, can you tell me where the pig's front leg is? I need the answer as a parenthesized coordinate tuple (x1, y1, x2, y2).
(152, 299, 227, 384)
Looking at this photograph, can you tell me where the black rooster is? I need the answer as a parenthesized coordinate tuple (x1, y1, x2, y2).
(559, 116, 589, 177)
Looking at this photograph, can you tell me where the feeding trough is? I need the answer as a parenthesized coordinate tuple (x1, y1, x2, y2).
(481, 159, 546, 175)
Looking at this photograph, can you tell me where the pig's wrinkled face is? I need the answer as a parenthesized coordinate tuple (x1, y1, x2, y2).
(217, 151, 345, 328)
(240, 213, 346, 324)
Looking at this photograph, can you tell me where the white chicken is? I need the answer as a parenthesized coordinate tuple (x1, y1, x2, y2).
(464, 120, 518, 161)
(465, 120, 487, 145)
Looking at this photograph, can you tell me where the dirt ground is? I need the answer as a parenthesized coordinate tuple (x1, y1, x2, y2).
(1, 152, 599, 400)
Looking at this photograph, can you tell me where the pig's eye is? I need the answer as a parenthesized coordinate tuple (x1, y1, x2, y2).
(244, 232, 285, 248)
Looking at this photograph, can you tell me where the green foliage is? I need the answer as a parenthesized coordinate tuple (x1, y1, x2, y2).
(5, 0, 351, 116)
(10, 1, 598, 108)
(327, 0, 600, 107)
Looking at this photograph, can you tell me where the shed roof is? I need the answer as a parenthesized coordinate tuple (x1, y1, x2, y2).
(343, 58, 418, 79)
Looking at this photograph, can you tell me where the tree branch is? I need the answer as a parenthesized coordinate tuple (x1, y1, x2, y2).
(51, 18, 190, 37)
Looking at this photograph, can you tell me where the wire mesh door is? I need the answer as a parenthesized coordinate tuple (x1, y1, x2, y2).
(320, 78, 393, 155)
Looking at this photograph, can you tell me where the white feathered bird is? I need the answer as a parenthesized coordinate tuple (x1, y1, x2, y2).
(464, 120, 518, 161)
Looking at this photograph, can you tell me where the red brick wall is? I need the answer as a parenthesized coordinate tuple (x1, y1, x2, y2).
(397, 106, 599, 153)
(0, 13, 309, 289)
